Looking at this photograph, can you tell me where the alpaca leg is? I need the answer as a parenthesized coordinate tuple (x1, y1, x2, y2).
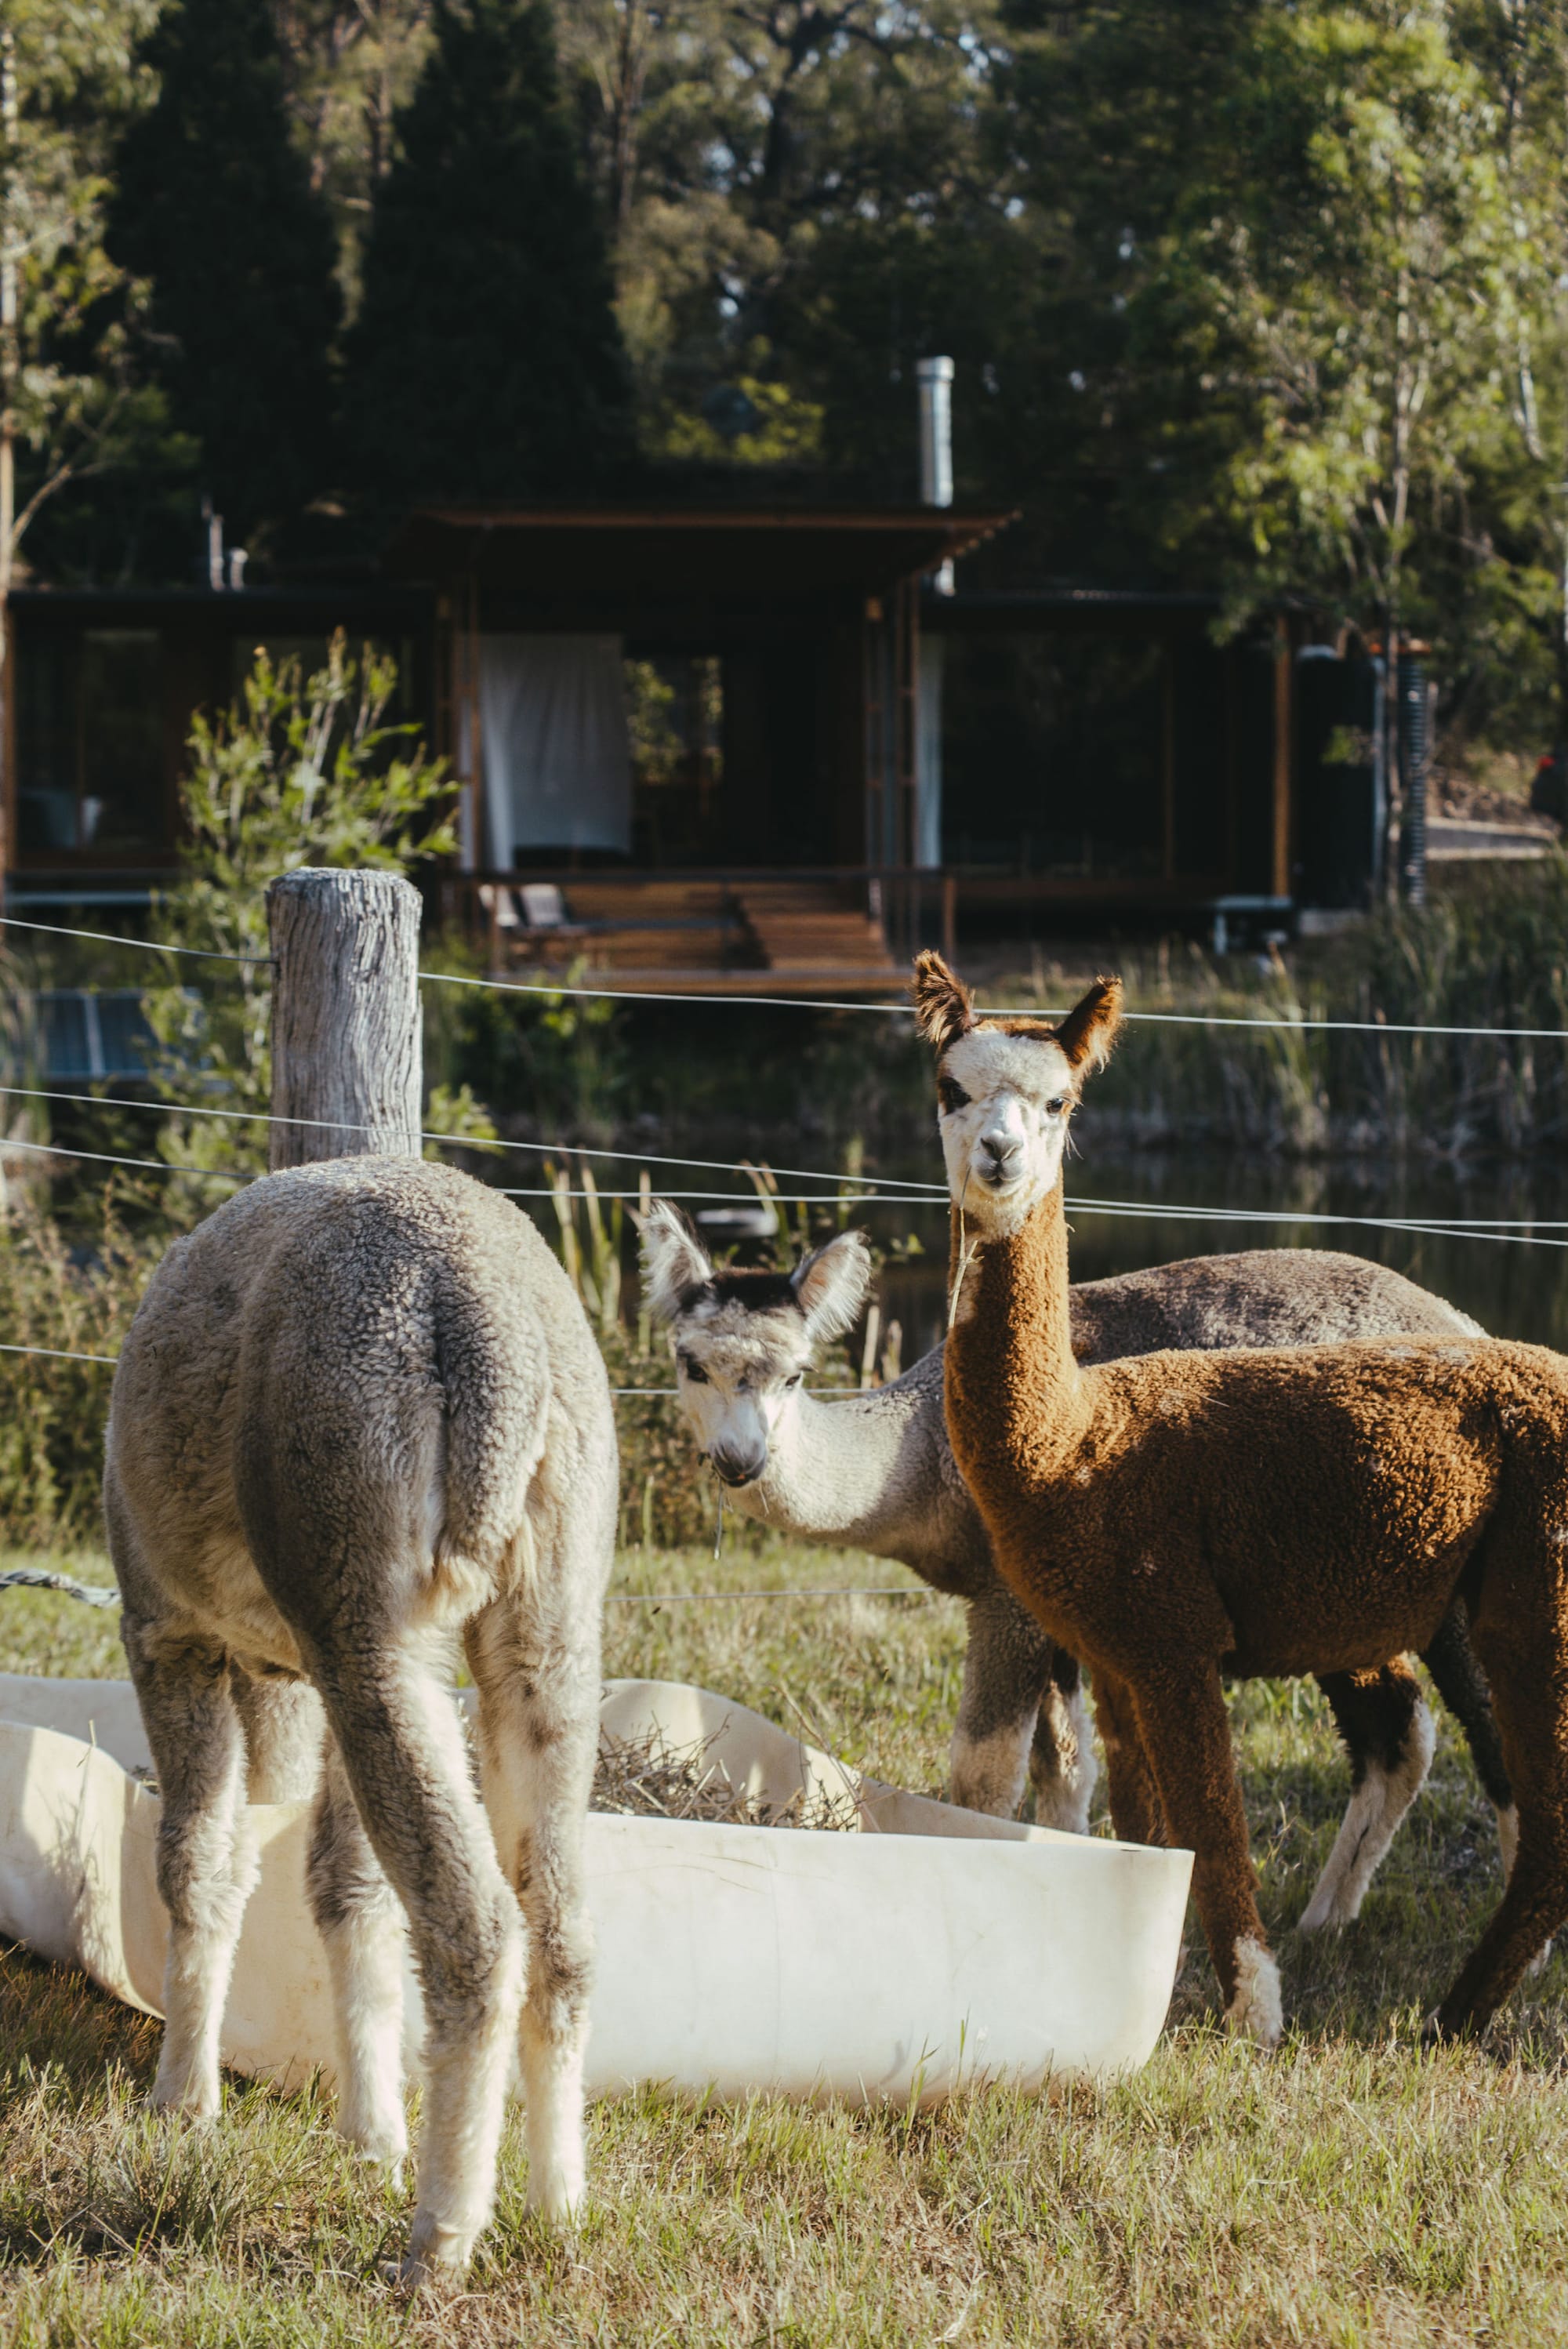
(123, 1627, 256, 2119)
(306, 1736, 410, 2175)
(234, 1672, 324, 1805)
(1421, 1602, 1519, 1867)
(1133, 1665, 1280, 2046)
(466, 1592, 601, 2221)
(1300, 1663, 1434, 1932)
(1092, 1667, 1165, 1846)
(1029, 1648, 1099, 1835)
(318, 1639, 524, 2282)
(949, 1588, 1054, 1818)
(1432, 1582, 1568, 2037)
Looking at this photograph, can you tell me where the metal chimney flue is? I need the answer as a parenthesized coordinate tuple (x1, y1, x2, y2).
(916, 355, 955, 595)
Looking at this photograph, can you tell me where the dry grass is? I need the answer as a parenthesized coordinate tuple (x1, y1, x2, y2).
(2, 1538, 1567, 2345)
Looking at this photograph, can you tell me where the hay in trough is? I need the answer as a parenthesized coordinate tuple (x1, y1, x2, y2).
(592, 1722, 858, 1831)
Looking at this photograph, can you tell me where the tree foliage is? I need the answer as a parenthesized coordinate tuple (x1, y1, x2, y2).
(16, 1, 1568, 743)
(107, 0, 343, 546)
(143, 634, 455, 1179)
(343, 0, 633, 502)
(0, 2, 171, 590)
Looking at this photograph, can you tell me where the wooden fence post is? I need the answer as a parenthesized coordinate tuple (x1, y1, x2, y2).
(266, 868, 423, 1171)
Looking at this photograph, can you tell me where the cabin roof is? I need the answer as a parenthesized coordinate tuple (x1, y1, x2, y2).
(382, 504, 1016, 602)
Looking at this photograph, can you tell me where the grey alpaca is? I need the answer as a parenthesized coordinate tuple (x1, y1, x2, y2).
(643, 1208, 1510, 1924)
(104, 1157, 617, 2283)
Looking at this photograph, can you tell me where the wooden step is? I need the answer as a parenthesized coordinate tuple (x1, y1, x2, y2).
(735, 884, 899, 984)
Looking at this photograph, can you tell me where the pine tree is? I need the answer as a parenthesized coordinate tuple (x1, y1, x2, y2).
(343, 0, 634, 503)
(108, 0, 341, 547)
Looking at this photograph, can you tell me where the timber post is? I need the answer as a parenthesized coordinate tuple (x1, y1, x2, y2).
(266, 867, 423, 1171)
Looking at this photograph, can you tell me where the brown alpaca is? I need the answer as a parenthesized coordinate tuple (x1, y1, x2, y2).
(912, 949, 1568, 2044)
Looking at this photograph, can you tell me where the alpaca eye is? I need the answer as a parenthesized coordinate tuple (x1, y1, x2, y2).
(680, 1356, 708, 1385)
(938, 1077, 971, 1115)
(1046, 1096, 1066, 1116)
(785, 1372, 804, 1389)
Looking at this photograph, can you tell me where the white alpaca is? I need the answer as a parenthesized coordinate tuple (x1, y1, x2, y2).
(104, 1157, 617, 2282)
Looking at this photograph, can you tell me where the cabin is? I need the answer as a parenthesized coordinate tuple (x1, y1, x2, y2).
(1, 500, 1382, 989)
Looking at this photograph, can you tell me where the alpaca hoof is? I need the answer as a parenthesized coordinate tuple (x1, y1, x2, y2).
(394, 2216, 474, 2289)
(1223, 1937, 1283, 2049)
(526, 2169, 586, 2226)
(148, 2076, 220, 2125)
(1297, 1880, 1357, 1936)
(1420, 2008, 1448, 2049)
(340, 2115, 408, 2182)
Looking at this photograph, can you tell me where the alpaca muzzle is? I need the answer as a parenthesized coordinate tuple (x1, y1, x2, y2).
(710, 1436, 768, 1488)
(978, 1133, 1024, 1189)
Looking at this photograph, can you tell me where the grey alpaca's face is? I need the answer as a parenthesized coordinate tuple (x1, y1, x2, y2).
(670, 1301, 814, 1488)
(640, 1204, 872, 1490)
(936, 1025, 1076, 1235)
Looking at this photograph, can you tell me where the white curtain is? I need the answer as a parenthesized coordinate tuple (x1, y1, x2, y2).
(473, 635, 632, 864)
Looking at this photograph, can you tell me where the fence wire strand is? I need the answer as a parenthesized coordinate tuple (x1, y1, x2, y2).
(5, 906, 1566, 1043)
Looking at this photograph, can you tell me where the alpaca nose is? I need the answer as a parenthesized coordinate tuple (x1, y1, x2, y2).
(979, 1125, 1022, 1179)
(711, 1436, 768, 1487)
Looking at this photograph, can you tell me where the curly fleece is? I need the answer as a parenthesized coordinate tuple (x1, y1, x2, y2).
(914, 950, 1568, 2042)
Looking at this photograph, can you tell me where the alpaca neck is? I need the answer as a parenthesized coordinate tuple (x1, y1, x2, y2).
(722, 1386, 927, 1559)
(945, 1180, 1087, 1479)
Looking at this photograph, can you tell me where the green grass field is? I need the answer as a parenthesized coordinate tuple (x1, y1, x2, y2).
(1, 1537, 1566, 2347)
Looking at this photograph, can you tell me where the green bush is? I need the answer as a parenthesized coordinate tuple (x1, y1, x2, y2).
(143, 633, 455, 1187)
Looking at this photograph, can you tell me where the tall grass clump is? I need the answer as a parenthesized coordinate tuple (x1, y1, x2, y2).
(0, 1200, 157, 1545)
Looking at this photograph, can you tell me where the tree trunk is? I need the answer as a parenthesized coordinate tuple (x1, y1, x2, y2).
(266, 867, 423, 1170)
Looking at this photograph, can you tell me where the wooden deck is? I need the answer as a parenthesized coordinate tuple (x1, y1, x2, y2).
(445, 873, 907, 997)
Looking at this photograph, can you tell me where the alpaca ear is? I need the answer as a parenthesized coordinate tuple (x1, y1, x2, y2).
(792, 1229, 872, 1344)
(639, 1200, 713, 1322)
(910, 949, 975, 1051)
(1054, 976, 1123, 1074)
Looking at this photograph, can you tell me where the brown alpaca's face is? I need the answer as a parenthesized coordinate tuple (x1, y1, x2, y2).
(909, 954, 1123, 1236)
(935, 1023, 1077, 1234)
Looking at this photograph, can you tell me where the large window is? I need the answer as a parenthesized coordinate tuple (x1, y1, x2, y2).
(16, 630, 164, 855)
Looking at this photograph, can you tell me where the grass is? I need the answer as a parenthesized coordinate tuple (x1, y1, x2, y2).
(2, 1537, 1567, 2345)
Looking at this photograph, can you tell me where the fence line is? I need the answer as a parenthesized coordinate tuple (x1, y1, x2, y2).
(6, 906, 1567, 1045)
(0, 1083, 941, 1195)
(7, 1124, 1568, 1247)
(0, 1340, 121, 1366)
(0, 915, 269, 965)
(412, 965, 1568, 1044)
(2, 1135, 246, 1185)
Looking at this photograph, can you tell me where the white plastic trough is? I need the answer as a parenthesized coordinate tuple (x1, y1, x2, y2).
(0, 1672, 1192, 2104)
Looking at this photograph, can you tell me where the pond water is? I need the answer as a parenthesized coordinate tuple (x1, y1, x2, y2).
(863, 1153, 1568, 1368)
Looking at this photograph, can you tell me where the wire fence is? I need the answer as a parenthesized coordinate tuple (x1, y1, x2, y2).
(7, 1081, 1568, 1247)
(6, 909, 1568, 1043)
(6, 902, 1568, 1611)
